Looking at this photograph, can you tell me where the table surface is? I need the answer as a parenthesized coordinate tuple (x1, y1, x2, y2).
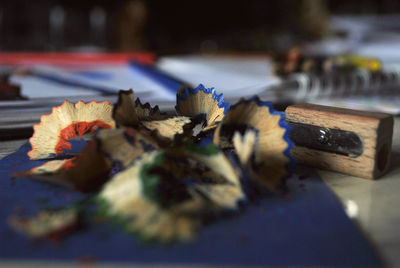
(1, 117, 399, 267)
(319, 117, 400, 267)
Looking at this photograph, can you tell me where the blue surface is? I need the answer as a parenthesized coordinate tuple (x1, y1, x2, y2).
(0, 142, 381, 266)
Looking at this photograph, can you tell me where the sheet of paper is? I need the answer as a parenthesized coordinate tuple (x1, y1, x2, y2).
(10, 64, 176, 102)
(156, 55, 281, 98)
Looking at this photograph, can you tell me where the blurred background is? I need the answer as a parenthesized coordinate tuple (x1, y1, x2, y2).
(1, 0, 399, 53)
(2, 0, 400, 113)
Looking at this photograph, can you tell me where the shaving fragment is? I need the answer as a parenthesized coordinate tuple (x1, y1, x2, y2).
(99, 152, 201, 242)
(112, 89, 168, 127)
(94, 127, 159, 169)
(143, 144, 244, 210)
(233, 129, 257, 165)
(21, 127, 160, 191)
(28, 100, 115, 160)
(21, 140, 110, 191)
(176, 84, 229, 131)
(141, 116, 192, 140)
(112, 89, 140, 127)
(98, 144, 244, 242)
(214, 97, 294, 191)
(134, 98, 168, 121)
(113, 89, 188, 140)
(8, 209, 79, 239)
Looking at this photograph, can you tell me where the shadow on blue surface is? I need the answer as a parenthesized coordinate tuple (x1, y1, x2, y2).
(0, 142, 381, 267)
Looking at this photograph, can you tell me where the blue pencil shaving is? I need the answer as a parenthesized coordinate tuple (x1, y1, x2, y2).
(214, 96, 294, 191)
(176, 84, 230, 132)
(11, 85, 294, 244)
(239, 96, 295, 172)
(176, 84, 230, 113)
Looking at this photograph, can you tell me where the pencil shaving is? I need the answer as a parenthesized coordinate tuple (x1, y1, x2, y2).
(99, 144, 244, 242)
(112, 89, 139, 127)
(95, 127, 159, 169)
(8, 209, 79, 239)
(141, 116, 192, 139)
(28, 100, 115, 160)
(176, 84, 229, 131)
(214, 97, 294, 191)
(183, 144, 244, 209)
(15, 85, 295, 244)
(99, 151, 201, 242)
(112, 89, 168, 127)
(233, 129, 257, 165)
(22, 140, 110, 191)
(134, 98, 168, 121)
(146, 145, 244, 209)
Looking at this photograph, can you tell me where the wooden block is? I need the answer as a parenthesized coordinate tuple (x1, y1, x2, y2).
(285, 103, 394, 179)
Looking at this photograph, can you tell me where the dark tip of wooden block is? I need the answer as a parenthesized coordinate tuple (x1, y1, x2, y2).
(377, 143, 390, 172)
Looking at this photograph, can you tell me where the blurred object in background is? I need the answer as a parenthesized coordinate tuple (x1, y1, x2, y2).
(0, 0, 114, 52)
(90, 6, 107, 48)
(273, 47, 382, 76)
(49, 6, 65, 50)
(0, 71, 25, 100)
(143, 0, 329, 53)
(2, 0, 400, 53)
(2, 0, 400, 111)
(115, 0, 147, 51)
(0, 0, 330, 53)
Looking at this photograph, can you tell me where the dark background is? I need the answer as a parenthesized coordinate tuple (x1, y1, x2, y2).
(0, 0, 399, 53)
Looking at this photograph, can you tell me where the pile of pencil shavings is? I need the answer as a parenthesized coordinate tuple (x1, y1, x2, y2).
(10, 84, 294, 243)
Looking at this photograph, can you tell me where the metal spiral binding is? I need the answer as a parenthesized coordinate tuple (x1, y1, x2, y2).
(285, 67, 400, 101)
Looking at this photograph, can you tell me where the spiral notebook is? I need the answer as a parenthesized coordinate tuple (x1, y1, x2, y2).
(156, 55, 400, 114)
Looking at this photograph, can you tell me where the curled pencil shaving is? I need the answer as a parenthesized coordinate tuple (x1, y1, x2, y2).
(99, 152, 201, 242)
(185, 147, 244, 209)
(141, 116, 192, 140)
(214, 97, 293, 191)
(94, 127, 160, 169)
(28, 100, 115, 160)
(113, 89, 191, 141)
(144, 145, 244, 210)
(112, 89, 139, 126)
(233, 129, 257, 165)
(176, 84, 229, 132)
(135, 98, 168, 121)
(99, 145, 244, 242)
(112, 89, 168, 127)
(20, 140, 110, 191)
(21, 127, 161, 191)
(8, 209, 79, 239)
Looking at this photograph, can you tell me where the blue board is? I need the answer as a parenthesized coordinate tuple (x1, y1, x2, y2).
(0, 142, 381, 266)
